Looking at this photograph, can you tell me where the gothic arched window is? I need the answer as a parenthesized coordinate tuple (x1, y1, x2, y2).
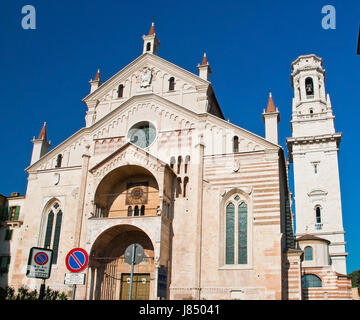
(305, 77, 314, 96)
(43, 202, 63, 264)
(225, 196, 248, 265)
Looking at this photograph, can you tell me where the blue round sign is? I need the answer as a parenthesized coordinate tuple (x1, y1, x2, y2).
(65, 248, 88, 273)
(34, 252, 49, 265)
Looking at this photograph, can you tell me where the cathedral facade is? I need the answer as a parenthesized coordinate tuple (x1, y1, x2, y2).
(0, 24, 352, 300)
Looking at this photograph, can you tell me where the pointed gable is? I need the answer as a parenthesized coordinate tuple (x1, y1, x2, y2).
(82, 53, 221, 127)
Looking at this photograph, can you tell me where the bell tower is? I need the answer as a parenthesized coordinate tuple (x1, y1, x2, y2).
(142, 22, 160, 55)
(286, 54, 347, 274)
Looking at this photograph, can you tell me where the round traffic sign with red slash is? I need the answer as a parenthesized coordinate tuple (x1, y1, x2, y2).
(65, 248, 88, 273)
(34, 252, 49, 265)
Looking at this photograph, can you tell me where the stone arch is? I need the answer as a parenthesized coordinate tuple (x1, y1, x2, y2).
(88, 224, 156, 300)
(93, 165, 160, 219)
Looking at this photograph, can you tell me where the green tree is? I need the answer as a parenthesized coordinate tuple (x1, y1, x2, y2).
(349, 270, 360, 288)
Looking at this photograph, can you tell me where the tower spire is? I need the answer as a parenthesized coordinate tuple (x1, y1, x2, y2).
(197, 52, 212, 81)
(94, 68, 101, 81)
(262, 92, 280, 144)
(89, 68, 101, 93)
(142, 22, 160, 55)
(31, 122, 51, 165)
(37, 121, 47, 141)
(148, 21, 155, 35)
(266, 92, 276, 113)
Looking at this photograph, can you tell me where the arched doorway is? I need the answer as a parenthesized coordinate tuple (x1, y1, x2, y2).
(89, 224, 155, 300)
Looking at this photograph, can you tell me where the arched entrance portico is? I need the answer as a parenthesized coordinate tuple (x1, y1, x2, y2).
(86, 152, 176, 300)
(88, 224, 155, 300)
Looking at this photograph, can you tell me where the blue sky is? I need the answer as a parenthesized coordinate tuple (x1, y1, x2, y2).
(1, 1, 359, 273)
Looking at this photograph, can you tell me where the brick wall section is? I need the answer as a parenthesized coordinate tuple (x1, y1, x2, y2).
(301, 266, 352, 300)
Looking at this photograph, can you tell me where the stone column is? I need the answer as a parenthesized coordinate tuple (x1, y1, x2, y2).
(194, 134, 205, 299)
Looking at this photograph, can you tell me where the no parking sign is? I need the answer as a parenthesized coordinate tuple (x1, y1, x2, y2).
(26, 247, 53, 279)
(65, 248, 88, 273)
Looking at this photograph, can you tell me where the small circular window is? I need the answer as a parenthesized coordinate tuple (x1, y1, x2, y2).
(128, 121, 156, 149)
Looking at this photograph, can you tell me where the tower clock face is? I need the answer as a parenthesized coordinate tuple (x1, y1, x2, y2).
(128, 122, 156, 149)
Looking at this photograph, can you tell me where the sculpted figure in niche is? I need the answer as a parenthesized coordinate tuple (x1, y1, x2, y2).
(140, 68, 152, 88)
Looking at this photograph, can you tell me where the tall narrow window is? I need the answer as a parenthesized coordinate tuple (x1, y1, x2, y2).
(315, 206, 322, 230)
(184, 155, 190, 174)
(146, 42, 151, 51)
(225, 203, 235, 264)
(52, 210, 62, 264)
(314, 163, 318, 174)
(117, 84, 124, 98)
(177, 156, 182, 174)
(134, 206, 139, 216)
(305, 77, 314, 96)
(169, 77, 175, 91)
(233, 136, 239, 153)
(225, 196, 248, 265)
(44, 210, 54, 249)
(304, 246, 313, 261)
(176, 177, 182, 198)
(140, 205, 145, 216)
(55, 154, 62, 168)
(183, 177, 189, 197)
(127, 206, 133, 217)
(170, 156, 175, 169)
(43, 202, 63, 264)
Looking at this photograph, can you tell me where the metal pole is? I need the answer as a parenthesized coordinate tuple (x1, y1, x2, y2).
(128, 244, 136, 300)
(39, 279, 45, 300)
(72, 284, 76, 300)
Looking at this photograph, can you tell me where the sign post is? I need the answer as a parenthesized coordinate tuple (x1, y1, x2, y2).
(26, 247, 53, 300)
(65, 248, 88, 300)
(124, 243, 144, 300)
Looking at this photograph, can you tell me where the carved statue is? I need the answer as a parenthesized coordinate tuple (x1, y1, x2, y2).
(140, 68, 152, 88)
